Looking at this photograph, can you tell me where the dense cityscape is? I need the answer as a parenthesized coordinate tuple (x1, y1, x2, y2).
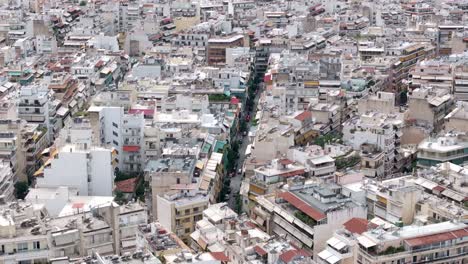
(0, 0, 466, 263)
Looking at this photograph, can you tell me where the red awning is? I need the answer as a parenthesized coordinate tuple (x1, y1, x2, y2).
(123, 146, 140, 152)
(129, 108, 154, 116)
(278, 192, 326, 221)
(279, 169, 305, 178)
(405, 228, 468, 247)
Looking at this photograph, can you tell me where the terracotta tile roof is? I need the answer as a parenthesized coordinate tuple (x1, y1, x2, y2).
(210, 252, 229, 262)
(279, 158, 294, 165)
(115, 177, 138, 193)
(405, 228, 468, 247)
(279, 249, 311, 263)
(278, 192, 326, 221)
(294, 111, 312, 121)
(254, 245, 268, 256)
(343, 218, 373, 234)
(279, 169, 306, 178)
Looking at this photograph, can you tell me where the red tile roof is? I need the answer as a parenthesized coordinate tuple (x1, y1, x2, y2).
(405, 228, 468, 247)
(294, 111, 312, 122)
(279, 158, 294, 165)
(279, 169, 306, 178)
(279, 249, 311, 263)
(278, 192, 326, 221)
(343, 218, 372, 234)
(115, 177, 138, 193)
(210, 252, 229, 262)
(254, 245, 268, 256)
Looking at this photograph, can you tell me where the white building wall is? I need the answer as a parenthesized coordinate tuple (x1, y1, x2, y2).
(313, 206, 367, 259)
(156, 196, 173, 231)
(38, 150, 89, 195)
(90, 149, 113, 196)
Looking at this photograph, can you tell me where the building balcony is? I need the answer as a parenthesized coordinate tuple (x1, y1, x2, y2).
(0, 249, 49, 262)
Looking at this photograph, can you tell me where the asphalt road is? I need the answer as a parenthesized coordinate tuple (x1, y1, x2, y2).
(227, 82, 262, 210)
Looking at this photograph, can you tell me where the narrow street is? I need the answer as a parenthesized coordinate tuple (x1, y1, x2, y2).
(227, 82, 263, 210)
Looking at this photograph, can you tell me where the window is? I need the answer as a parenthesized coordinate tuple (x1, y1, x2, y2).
(113, 131, 118, 137)
(176, 178, 180, 184)
(113, 140, 119, 146)
(17, 242, 28, 252)
(185, 209, 190, 215)
(112, 122, 118, 128)
(33, 241, 40, 250)
(184, 228, 191, 234)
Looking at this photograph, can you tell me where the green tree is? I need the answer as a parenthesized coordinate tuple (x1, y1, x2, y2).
(115, 171, 136, 182)
(79, 0, 87, 6)
(14, 182, 29, 199)
(135, 180, 145, 202)
(400, 90, 408, 105)
(114, 190, 126, 205)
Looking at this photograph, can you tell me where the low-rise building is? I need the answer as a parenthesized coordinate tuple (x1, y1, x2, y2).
(156, 188, 209, 243)
(417, 132, 468, 168)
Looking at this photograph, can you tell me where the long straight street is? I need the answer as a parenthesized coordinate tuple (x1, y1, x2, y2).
(227, 82, 262, 210)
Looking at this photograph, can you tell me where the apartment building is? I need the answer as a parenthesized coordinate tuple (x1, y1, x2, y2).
(0, 162, 14, 202)
(343, 111, 404, 174)
(88, 106, 145, 173)
(157, 188, 209, 243)
(207, 34, 246, 65)
(287, 146, 336, 180)
(417, 132, 468, 168)
(356, 221, 467, 264)
(35, 143, 114, 197)
(359, 177, 423, 225)
(410, 60, 453, 91)
(454, 64, 468, 101)
(0, 119, 48, 184)
(407, 87, 455, 132)
(17, 85, 58, 142)
(247, 159, 306, 201)
(253, 182, 367, 258)
(146, 152, 197, 216)
(444, 102, 468, 132)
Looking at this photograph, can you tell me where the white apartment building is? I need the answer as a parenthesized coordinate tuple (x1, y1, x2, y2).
(254, 183, 367, 259)
(17, 85, 57, 142)
(344, 177, 424, 225)
(36, 143, 114, 196)
(287, 146, 336, 180)
(343, 111, 404, 174)
(35, 35, 57, 54)
(88, 106, 145, 173)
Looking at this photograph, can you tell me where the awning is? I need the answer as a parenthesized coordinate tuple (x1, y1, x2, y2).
(197, 237, 207, 250)
(255, 216, 265, 226)
(357, 236, 376, 248)
(123, 146, 140, 152)
(441, 189, 465, 202)
(318, 250, 342, 264)
(327, 236, 346, 250)
(121, 239, 136, 248)
(195, 160, 204, 170)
